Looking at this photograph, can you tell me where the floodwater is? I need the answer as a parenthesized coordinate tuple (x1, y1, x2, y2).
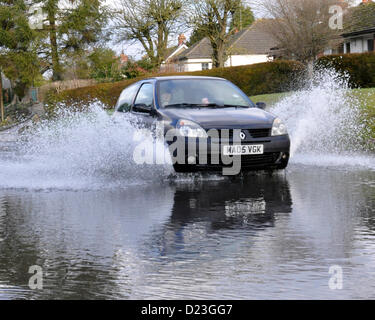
(0, 69, 374, 299)
(0, 166, 374, 299)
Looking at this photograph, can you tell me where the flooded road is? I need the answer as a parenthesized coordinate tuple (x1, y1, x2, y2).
(0, 166, 374, 299)
(0, 70, 374, 299)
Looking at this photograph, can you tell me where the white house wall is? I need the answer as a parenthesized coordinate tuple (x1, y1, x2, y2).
(183, 59, 213, 72)
(344, 35, 374, 54)
(225, 54, 271, 67)
(350, 38, 363, 53)
(323, 33, 375, 55)
(181, 55, 271, 72)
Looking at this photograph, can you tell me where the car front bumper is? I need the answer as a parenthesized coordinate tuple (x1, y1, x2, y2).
(166, 134, 291, 171)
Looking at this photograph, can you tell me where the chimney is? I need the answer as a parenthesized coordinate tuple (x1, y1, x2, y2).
(120, 51, 128, 65)
(178, 34, 186, 46)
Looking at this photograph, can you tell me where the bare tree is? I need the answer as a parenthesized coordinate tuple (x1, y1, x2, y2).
(190, 0, 242, 68)
(116, 0, 184, 69)
(254, 0, 346, 65)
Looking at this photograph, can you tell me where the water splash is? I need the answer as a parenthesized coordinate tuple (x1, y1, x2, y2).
(0, 101, 174, 189)
(270, 68, 375, 170)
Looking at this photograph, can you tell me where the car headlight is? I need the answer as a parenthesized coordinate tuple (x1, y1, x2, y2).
(271, 118, 288, 136)
(176, 119, 208, 138)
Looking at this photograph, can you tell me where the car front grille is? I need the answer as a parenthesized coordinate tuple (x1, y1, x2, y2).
(246, 129, 270, 138)
(202, 152, 281, 169)
(240, 153, 280, 166)
(206, 128, 271, 140)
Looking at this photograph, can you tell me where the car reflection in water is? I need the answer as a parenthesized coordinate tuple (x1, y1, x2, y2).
(145, 173, 292, 259)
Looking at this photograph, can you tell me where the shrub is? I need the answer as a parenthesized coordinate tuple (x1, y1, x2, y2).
(316, 53, 375, 88)
(122, 61, 148, 79)
(47, 60, 305, 111)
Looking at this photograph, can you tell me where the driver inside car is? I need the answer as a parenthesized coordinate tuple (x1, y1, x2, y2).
(201, 97, 210, 105)
(161, 90, 173, 107)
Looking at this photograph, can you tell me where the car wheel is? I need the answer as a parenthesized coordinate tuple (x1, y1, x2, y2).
(275, 162, 288, 170)
(276, 153, 289, 170)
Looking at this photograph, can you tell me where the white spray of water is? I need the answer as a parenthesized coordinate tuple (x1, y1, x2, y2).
(270, 68, 375, 170)
(0, 101, 174, 189)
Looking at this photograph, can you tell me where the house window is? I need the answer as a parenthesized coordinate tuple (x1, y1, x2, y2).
(202, 63, 209, 70)
(346, 42, 351, 54)
(338, 43, 344, 54)
(368, 39, 374, 52)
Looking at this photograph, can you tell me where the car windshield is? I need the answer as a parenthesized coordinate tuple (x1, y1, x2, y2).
(157, 79, 254, 109)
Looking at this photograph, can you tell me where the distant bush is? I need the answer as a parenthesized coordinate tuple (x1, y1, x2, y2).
(46, 60, 305, 111)
(317, 53, 375, 88)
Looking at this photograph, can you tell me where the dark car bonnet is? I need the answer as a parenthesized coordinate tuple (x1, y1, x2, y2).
(159, 107, 275, 129)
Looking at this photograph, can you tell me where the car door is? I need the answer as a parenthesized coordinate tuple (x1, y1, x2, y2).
(131, 82, 156, 129)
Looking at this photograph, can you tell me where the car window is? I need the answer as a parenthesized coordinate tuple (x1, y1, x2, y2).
(133, 83, 154, 110)
(158, 79, 253, 108)
(116, 84, 139, 113)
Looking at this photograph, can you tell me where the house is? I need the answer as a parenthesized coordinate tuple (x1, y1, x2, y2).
(225, 20, 279, 67)
(341, 0, 375, 54)
(160, 34, 189, 72)
(341, 25, 375, 54)
(162, 20, 277, 72)
(324, 0, 375, 55)
(167, 37, 213, 72)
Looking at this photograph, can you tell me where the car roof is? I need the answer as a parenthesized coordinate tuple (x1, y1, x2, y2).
(143, 75, 227, 81)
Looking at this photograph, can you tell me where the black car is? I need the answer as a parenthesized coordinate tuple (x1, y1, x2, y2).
(114, 76, 290, 174)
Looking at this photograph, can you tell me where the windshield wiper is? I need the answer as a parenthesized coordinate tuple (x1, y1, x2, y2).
(222, 104, 249, 109)
(164, 103, 249, 109)
(195, 104, 250, 109)
(164, 103, 195, 108)
(164, 103, 221, 108)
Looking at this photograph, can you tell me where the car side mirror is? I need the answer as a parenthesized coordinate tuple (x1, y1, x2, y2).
(133, 103, 151, 114)
(256, 102, 267, 110)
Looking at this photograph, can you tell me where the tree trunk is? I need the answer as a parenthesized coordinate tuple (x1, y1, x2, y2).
(307, 60, 314, 78)
(21, 89, 32, 104)
(10, 94, 20, 106)
(47, 2, 62, 81)
(211, 40, 226, 68)
(217, 49, 226, 68)
(0, 71, 4, 122)
(156, 23, 169, 69)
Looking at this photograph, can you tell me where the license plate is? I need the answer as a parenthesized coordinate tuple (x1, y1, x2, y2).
(225, 200, 266, 216)
(223, 144, 264, 156)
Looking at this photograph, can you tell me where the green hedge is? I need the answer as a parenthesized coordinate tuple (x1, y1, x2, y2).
(46, 60, 305, 111)
(316, 53, 375, 88)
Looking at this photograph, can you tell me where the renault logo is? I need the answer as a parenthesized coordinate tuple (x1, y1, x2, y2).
(240, 131, 246, 140)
